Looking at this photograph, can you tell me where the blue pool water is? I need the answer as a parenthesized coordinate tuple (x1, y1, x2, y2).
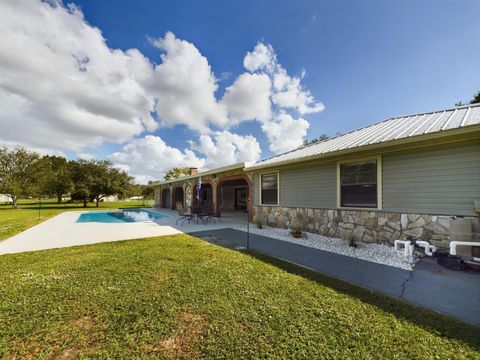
(77, 209, 168, 223)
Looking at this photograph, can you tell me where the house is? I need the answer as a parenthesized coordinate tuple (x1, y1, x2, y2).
(101, 195, 119, 202)
(0, 194, 12, 203)
(153, 103, 480, 247)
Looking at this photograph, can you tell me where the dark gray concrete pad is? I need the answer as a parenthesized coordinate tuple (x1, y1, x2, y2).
(402, 257, 480, 326)
(188, 228, 480, 327)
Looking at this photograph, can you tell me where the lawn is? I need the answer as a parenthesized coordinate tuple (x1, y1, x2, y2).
(0, 235, 478, 359)
(0, 199, 154, 241)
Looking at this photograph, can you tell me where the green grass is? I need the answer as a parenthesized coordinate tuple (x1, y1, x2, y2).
(0, 199, 154, 241)
(0, 235, 478, 358)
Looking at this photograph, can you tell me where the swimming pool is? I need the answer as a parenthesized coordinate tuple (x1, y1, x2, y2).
(77, 209, 168, 223)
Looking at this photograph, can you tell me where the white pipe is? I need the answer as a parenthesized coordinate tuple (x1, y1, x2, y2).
(394, 240, 415, 263)
(394, 239, 437, 262)
(394, 240, 404, 251)
(414, 240, 437, 257)
(449, 241, 480, 256)
(405, 241, 414, 263)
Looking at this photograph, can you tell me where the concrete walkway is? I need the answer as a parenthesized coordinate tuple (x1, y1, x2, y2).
(0, 209, 246, 255)
(189, 228, 480, 327)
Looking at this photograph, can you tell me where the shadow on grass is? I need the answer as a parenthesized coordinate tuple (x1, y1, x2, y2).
(241, 249, 480, 350)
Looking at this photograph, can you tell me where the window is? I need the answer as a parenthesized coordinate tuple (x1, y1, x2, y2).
(340, 159, 379, 208)
(261, 173, 278, 205)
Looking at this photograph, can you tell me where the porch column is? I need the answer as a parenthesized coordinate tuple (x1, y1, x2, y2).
(154, 187, 160, 207)
(185, 181, 193, 207)
(158, 187, 163, 208)
(182, 183, 186, 207)
(246, 173, 254, 221)
(211, 182, 218, 215)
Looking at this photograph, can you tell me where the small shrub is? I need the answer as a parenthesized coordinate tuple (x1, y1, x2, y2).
(289, 221, 304, 239)
(254, 216, 263, 229)
(346, 232, 357, 248)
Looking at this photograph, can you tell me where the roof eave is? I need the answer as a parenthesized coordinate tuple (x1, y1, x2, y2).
(245, 124, 480, 171)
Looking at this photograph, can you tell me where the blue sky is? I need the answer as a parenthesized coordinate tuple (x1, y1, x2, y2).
(73, 0, 480, 138)
(1, 0, 479, 182)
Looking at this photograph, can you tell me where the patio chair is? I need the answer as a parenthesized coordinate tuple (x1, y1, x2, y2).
(175, 203, 194, 225)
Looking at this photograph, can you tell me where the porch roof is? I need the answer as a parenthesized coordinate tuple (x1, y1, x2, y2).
(151, 162, 247, 187)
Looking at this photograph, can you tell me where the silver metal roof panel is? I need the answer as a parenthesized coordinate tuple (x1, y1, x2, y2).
(464, 106, 480, 126)
(246, 103, 480, 170)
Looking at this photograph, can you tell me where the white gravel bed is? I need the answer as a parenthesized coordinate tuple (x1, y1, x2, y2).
(232, 225, 415, 271)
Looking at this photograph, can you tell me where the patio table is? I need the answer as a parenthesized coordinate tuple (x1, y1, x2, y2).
(188, 205, 216, 224)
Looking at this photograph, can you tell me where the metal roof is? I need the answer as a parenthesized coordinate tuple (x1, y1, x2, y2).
(246, 103, 480, 170)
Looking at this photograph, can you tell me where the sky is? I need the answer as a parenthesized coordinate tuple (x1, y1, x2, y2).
(0, 0, 479, 183)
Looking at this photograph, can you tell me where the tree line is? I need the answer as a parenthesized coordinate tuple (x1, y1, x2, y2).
(455, 90, 480, 107)
(0, 146, 149, 209)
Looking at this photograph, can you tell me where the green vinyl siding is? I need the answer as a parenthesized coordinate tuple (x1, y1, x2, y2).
(253, 162, 337, 208)
(382, 141, 480, 216)
(253, 140, 480, 217)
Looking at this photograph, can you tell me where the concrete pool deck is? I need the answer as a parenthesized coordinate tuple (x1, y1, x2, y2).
(0, 208, 246, 255)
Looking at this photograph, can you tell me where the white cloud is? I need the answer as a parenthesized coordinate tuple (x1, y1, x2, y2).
(221, 73, 272, 124)
(242, 42, 324, 115)
(0, 138, 66, 158)
(243, 43, 277, 73)
(189, 131, 261, 169)
(0, 1, 324, 182)
(271, 68, 325, 114)
(110, 135, 205, 183)
(150, 32, 227, 133)
(111, 131, 261, 183)
(76, 152, 95, 160)
(0, 0, 156, 151)
(239, 41, 324, 151)
(261, 113, 310, 154)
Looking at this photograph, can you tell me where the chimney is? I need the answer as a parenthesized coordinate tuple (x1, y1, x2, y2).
(189, 168, 199, 175)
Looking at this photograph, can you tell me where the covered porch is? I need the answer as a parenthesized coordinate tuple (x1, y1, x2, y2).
(154, 163, 254, 220)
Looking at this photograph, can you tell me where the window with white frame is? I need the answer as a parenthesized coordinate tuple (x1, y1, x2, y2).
(340, 159, 379, 208)
(260, 173, 278, 205)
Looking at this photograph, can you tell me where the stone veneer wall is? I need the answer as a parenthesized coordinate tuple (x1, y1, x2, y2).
(254, 206, 480, 247)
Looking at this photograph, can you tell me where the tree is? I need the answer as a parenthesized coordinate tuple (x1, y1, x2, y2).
(69, 160, 95, 207)
(125, 183, 142, 199)
(0, 146, 40, 208)
(455, 90, 480, 106)
(164, 167, 192, 180)
(35, 156, 72, 203)
(301, 134, 329, 148)
(470, 91, 480, 104)
(125, 183, 154, 205)
(106, 167, 133, 204)
(143, 181, 155, 199)
(86, 160, 133, 207)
